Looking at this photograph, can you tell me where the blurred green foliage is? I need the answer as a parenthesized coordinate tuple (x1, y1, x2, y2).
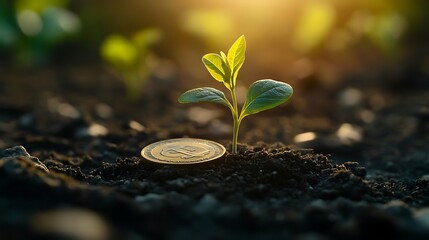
(0, 0, 80, 66)
(14, 0, 68, 13)
(100, 29, 161, 101)
(1, 0, 428, 90)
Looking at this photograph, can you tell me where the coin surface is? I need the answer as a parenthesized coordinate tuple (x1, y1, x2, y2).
(141, 138, 226, 164)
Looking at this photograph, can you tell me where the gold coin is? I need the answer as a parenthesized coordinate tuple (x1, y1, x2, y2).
(141, 138, 226, 164)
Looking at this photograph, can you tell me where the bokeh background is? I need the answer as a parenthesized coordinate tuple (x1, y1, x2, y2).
(1, 0, 428, 82)
(2, 2, 429, 239)
(1, 0, 428, 147)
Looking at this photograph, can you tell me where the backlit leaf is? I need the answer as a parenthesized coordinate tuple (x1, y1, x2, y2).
(220, 51, 228, 63)
(240, 79, 293, 119)
(227, 35, 246, 86)
(202, 53, 230, 84)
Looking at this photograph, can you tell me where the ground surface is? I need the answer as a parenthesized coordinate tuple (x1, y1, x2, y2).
(0, 64, 428, 240)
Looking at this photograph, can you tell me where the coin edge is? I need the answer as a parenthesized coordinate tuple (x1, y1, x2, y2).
(141, 138, 226, 164)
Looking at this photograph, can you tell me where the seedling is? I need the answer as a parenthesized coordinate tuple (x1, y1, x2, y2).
(178, 35, 293, 154)
(100, 29, 161, 101)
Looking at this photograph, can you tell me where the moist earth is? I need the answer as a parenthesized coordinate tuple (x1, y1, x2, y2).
(0, 66, 428, 240)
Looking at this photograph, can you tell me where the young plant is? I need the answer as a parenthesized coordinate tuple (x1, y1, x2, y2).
(178, 35, 293, 154)
(100, 29, 161, 101)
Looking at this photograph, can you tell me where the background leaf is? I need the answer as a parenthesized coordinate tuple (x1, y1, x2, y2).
(100, 35, 138, 70)
(241, 79, 293, 118)
(178, 87, 232, 109)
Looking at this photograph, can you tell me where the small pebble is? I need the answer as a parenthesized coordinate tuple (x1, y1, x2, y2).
(336, 123, 362, 144)
(383, 200, 412, 218)
(76, 124, 108, 138)
(19, 114, 35, 128)
(294, 132, 317, 143)
(339, 88, 363, 107)
(167, 178, 189, 189)
(343, 162, 367, 177)
(129, 120, 145, 132)
(419, 175, 429, 181)
(95, 103, 113, 119)
(0, 145, 48, 172)
(134, 193, 165, 204)
(194, 194, 219, 214)
(57, 102, 80, 119)
(414, 208, 429, 227)
(88, 124, 108, 136)
(359, 110, 375, 123)
(31, 208, 110, 240)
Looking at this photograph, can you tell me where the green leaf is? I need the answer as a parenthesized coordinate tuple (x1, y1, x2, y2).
(227, 35, 246, 86)
(220, 51, 228, 63)
(202, 53, 230, 86)
(100, 35, 138, 70)
(240, 79, 293, 119)
(131, 28, 161, 50)
(178, 87, 233, 110)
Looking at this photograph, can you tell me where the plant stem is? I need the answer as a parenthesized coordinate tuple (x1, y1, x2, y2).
(230, 88, 240, 154)
(123, 72, 141, 102)
(232, 115, 241, 154)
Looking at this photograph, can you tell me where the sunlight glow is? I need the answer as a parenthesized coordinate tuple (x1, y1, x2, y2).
(292, 2, 336, 53)
(181, 10, 234, 46)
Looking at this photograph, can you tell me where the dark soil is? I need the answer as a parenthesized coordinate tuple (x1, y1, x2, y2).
(0, 64, 428, 240)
